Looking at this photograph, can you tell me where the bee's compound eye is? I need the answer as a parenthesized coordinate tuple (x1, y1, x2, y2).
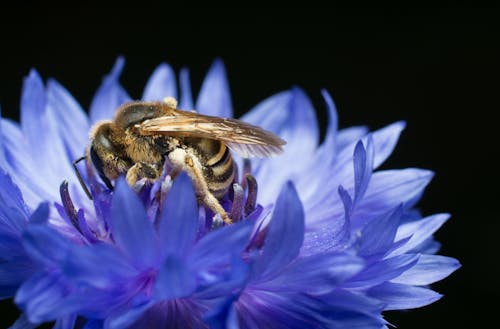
(89, 146, 114, 190)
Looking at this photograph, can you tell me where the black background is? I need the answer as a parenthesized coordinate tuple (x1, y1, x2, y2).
(0, 5, 497, 328)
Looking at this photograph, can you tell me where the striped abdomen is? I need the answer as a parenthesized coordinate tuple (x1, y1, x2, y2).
(184, 138, 235, 199)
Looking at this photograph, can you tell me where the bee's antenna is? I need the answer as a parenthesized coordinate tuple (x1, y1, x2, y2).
(73, 156, 93, 200)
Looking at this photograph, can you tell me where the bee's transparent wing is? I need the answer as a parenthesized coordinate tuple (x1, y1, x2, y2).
(138, 109, 286, 158)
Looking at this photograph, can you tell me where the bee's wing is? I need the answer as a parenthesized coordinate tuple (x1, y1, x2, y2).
(137, 109, 286, 158)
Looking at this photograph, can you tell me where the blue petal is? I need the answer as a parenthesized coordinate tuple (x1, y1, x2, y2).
(0, 169, 30, 233)
(190, 220, 252, 269)
(0, 254, 37, 298)
(62, 243, 137, 288)
(236, 290, 328, 329)
(157, 173, 198, 259)
(332, 122, 405, 190)
(368, 282, 442, 310)
(7, 313, 36, 329)
(321, 289, 385, 318)
(0, 107, 7, 167)
(301, 215, 350, 256)
(195, 254, 249, 299)
(29, 202, 49, 225)
(358, 206, 403, 257)
(391, 254, 460, 285)
(22, 222, 70, 267)
(15, 272, 67, 323)
(178, 68, 194, 110)
(89, 57, 131, 123)
(205, 297, 239, 329)
(338, 185, 353, 219)
(392, 213, 449, 255)
(142, 63, 177, 101)
(353, 137, 374, 206)
(345, 254, 419, 288)
(46, 79, 90, 160)
(254, 182, 304, 278)
(52, 315, 76, 329)
(111, 179, 158, 268)
(105, 302, 153, 329)
(82, 319, 104, 329)
(316, 90, 338, 159)
(154, 255, 196, 300)
(195, 59, 233, 117)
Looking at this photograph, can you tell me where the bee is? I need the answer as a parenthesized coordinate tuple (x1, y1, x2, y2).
(75, 97, 285, 224)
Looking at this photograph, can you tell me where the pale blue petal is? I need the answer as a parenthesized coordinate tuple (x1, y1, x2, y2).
(262, 253, 364, 295)
(336, 126, 368, 151)
(0, 107, 6, 167)
(19, 70, 75, 201)
(142, 63, 177, 101)
(240, 90, 291, 130)
(196, 59, 232, 117)
(20, 69, 46, 156)
(351, 169, 434, 229)
(89, 57, 131, 123)
(0, 119, 45, 206)
(179, 68, 193, 110)
(391, 254, 461, 285)
(52, 315, 76, 329)
(7, 313, 36, 329)
(345, 254, 419, 288)
(367, 121, 406, 168)
(249, 88, 319, 204)
(46, 79, 90, 159)
(392, 213, 450, 256)
(368, 282, 442, 310)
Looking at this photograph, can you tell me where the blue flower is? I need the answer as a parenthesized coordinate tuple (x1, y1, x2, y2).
(0, 57, 460, 329)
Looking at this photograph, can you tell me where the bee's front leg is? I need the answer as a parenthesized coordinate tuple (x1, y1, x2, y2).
(167, 148, 232, 224)
(126, 162, 162, 187)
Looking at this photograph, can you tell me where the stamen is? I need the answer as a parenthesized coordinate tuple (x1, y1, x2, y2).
(59, 180, 83, 235)
(241, 159, 252, 190)
(244, 174, 258, 216)
(229, 183, 244, 222)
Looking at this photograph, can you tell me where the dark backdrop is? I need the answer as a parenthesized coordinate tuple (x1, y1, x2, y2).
(0, 5, 497, 328)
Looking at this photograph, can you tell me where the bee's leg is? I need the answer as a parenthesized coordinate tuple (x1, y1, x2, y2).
(168, 149, 232, 224)
(126, 162, 162, 187)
